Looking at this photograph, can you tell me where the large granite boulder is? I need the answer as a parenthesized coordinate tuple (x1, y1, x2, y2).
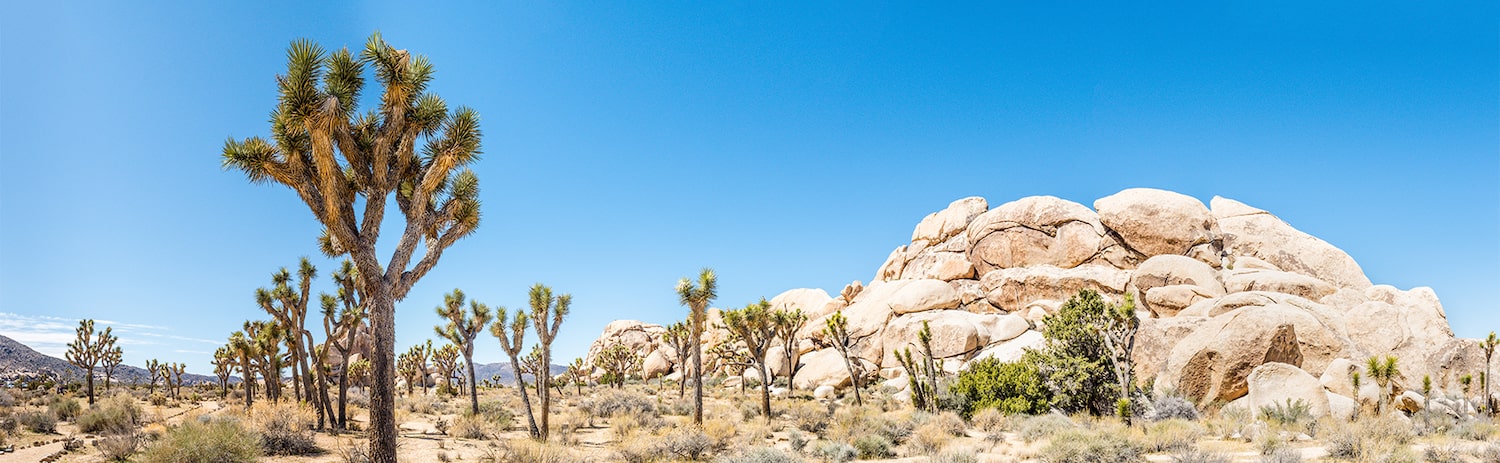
(1095, 188, 1216, 257)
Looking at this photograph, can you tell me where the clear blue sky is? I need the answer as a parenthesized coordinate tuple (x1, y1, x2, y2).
(2, 1, 1496, 374)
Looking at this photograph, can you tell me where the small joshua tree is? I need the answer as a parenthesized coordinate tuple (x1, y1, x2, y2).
(595, 343, 641, 389)
(492, 305, 540, 438)
(434, 288, 492, 415)
(1483, 332, 1497, 414)
(65, 319, 110, 404)
(566, 358, 589, 396)
(722, 298, 778, 422)
(1098, 294, 1139, 425)
(772, 307, 808, 393)
(823, 311, 865, 406)
(432, 343, 462, 395)
(101, 343, 122, 393)
(212, 346, 235, 398)
(895, 321, 941, 412)
(662, 320, 693, 398)
(1366, 355, 1401, 415)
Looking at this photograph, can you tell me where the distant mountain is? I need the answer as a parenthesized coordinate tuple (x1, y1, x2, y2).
(0, 334, 221, 386)
(471, 362, 567, 386)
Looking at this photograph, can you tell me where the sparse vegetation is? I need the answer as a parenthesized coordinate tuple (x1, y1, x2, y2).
(78, 394, 142, 434)
(1039, 427, 1143, 463)
(247, 400, 319, 456)
(140, 417, 261, 463)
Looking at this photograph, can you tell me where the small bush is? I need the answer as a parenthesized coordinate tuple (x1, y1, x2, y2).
(0, 389, 15, 407)
(870, 413, 915, 445)
(787, 429, 809, 452)
(788, 400, 830, 433)
(1325, 418, 1416, 461)
(336, 442, 374, 463)
(663, 398, 693, 416)
(1144, 419, 1206, 453)
(78, 394, 142, 434)
(402, 394, 439, 414)
(809, 441, 857, 463)
(1422, 445, 1463, 463)
(1149, 395, 1200, 422)
(909, 421, 953, 456)
(703, 418, 738, 448)
(1017, 413, 1075, 442)
(1170, 448, 1230, 463)
(714, 446, 803, 463)
(583, 389, 656, 419)
(1258, 399, 1311, 429)
(477, 399, 515, 428)
(1448, 417, 1498, 441)
(149, 392, 168, 406)
(48, 395, 81, 420)
(1039, 428, 1143, 463)
(491, 439, 581, 463)
(928, 411, 968, 436)
(971, 407, 1008, 433)
(452, 414, 490, 439)
(95, 432, 143, 461)
(140, 417, 261, 463)
(18, 409, 57, 433)
(933, 449, 979, 463)
(659, 427, 716, 460)
(0, 412, 16, 433)
(1260, 447, 1303, 463)
(949, 357, 1049, 417)
(1473, 443, 1500, 463)
(247, 401, 318, 456)
(853, 434, 894, 459)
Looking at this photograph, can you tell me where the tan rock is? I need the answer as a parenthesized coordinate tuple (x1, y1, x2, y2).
(880, 311, 987, 367)
(794, 348, 872, 390)
(642, 350, 670, 379)
(1145, 285, 1219, 317)
(1211, 196, 1371, 290)
(1131, 255, 1225, 314)
(770, 288, 834, 318)
(1135, 316, 1211, 383)
(966, 196, 1110, 273)
(862, 279, 961, 315)
(962, 330, 1044, 369)
(912, 196, 988, 246)
(1247, 362, 1331, 418)
(902, 251, 976, 281)
(1162, 307, 1308, 406)
(1395, 391, 1423, 413)
(981, 264, 1129, 312)
(1320, 358, 1362, 398)
(1095, 188, 1216, 257)
(874, 246, 908, 282)
(1223, 268, 1338, 301)
(1327, 392, 1356, 422)
(986, 313, 1031, 343)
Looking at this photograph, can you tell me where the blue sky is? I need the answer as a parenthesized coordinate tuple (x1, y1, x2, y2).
(2, 1, 1496, 374)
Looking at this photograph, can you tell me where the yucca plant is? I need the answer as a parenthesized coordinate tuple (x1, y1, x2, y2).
(222, 32, 484, 462)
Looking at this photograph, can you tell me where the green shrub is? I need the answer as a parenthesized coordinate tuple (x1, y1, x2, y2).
(950, 356, 1050, 417)
(47, 395, 81, 420)
(853, 434, 894, 459)
(809, 441, 856, 463)
(1017, 413, 1075, 442)
(18, 409, 57, 433)
(1039, 428, 1143, 463)
(140, 417, 261, 463)
(714, 446, 802, 463)
(870, 414, 915, 445)
(1258, 398, 1311, 428)
(788, 400, 830, 433)
(78, 394, 142, 434)
(149, 392, 168, 406)
(1030, 290, 1125, 416)
(1448, 417, 1498, 441)
(477, 400, 514, 428)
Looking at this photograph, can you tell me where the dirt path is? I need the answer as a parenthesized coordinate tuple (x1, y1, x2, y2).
(4, 440, 65, 463)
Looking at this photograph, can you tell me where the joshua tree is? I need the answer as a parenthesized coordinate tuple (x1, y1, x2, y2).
(349, 359, 372, 388)
(1366, 355, 1401, 415)
(228, 332, 257, 407)
(222, 33, 486, 462)
(434, 288, 492, 415)
(662, 321, 693, 398)
(146, 359, 163, 395)
(521, 346, 546, 398)
(212, 346, 234, 398)
(526, 283, 570, 440)
(1484, 332, 1497, 413)
(432, 343, 462, 395)
(595, 343, 640, 389)
(247, 320, 286, 402)
(723, 298, 777, 422)
(772, 308, 808, 393)
(566, 358, 588, 396)
(101, 343, 122, 393)
(412, 339, 433, 394)
(896, 321, 942, 412)
(324, 259, 367, 429)
(1351, 371, 1363, 420)
(1460, 374, 1473, 398)
(1098, 294, 1140, 425)
(708, 336, 753, 394)
(492, 305, 540, 438)
(170, 362, 187, 400)
(65, 319, 110, 404)
(824, 311, 866, 406)
(255, 258, 325, 422)
(675, 268, 718, 426)
(397, 349, 422, 395)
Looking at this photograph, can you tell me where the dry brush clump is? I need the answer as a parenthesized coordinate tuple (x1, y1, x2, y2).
(140, 416, 261, 463)
(77, 393, 142, 435)
(1037, 427, 1143, 463)
(1142, 418, 1207, 453)
(713, 446, 804, 463)
(246, 400, 319, 456)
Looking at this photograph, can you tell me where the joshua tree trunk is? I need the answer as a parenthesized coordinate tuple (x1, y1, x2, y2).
(338, 369, 350, 429)
(756, 363, 771, 423)
(84, 373, 95, 405)
(242, 369, 254, 408)
(367, 290, 399, 463)
(692, 332, 704, 426)
(464, 352, 479, 416)
(508, 355, 540, 438)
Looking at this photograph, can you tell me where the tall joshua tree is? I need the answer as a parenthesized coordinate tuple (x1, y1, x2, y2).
(212, 346, 235, 398)
(146, 359, 163, 394)
(492, 306, 539, 438)
(324, 260, 367, 429)
(434, 288, 492, 415)
(222, 33, 485, 462)
(824, 311, 865, 406)
(527, 283, 570, 440)
(1482, 332, 1497, 414)
(256, 259, 321, 419)
(662, 321, 693, 398)
(772, 308, 807, 393)
(229, 332, 257, 408)
(722, 298, 777, 422)
(100, 335, 122, 393)
(676, 268, 718, 426)
(65, 319, 110, 404)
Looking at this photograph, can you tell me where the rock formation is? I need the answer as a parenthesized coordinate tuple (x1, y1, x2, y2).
(584, 188, 1495, 411)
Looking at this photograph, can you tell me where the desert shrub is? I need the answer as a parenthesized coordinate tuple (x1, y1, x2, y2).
(1259, 398, 1312, 429)
(490, 439, 581, 463)
(402, 394, 439, 414)
(1143, 419, 1206, 452)
(1038, 428, 1143, 463)
(1260, 447, 1303, 463)
(78, 394, 142, 434)
(1017, 413, 1075, 442)
(474, 400, 514, 427)
(48, 395, 81, 420)
(337, 442, 374, 463)
(346, 387, 371, 408)
(703, 417, 738, 448)
(1325, 418, 1416, 461)
(1170, 448, 1230, 463)
(1473, 443, 1500, 463)
(810, 441, 856, 462)
(788, 400, 830, 433)
(663, 397, 693, 416)
(949, 356, 1049, 417)
(434, 417, 451, 435)
(247, 400, 318, 456)
(452, 414, 491, 439)
(18, 409, 57, 433)
(787, 429, 809, 452)
(611, 412, 668, 441)
(149, 392, 168, 406)
(927, 411, 968, 436)
(583, 388, 656, 419)
(909, 420, 954, 456)
(1148, 395, 1200, 422)
(870, 413, 915, 445)
(971, 407, 1008, 433)
(660, 427, 716, 460)
(1254, 431, 1284, 456)
(0, 389, 14, 407)
(0, 412, 15, 433)
(714, 446, 802, 463)
(1448, 417, 1498, 441)
(933, 449, 979, 463)
(95, 432, 143, 461)
(140, 417, 261, 463)
(1422, 445, 1463, 463)
(853, 434, 894, 459)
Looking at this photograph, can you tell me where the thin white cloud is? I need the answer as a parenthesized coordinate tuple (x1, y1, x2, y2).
(173, 350, 212, 355)
(0, 312, 213, 359)
(135, 332, 221, 345)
